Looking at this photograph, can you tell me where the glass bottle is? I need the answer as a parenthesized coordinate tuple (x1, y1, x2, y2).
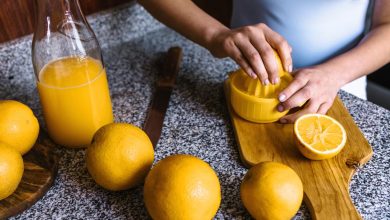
(32, 0, 114, 148)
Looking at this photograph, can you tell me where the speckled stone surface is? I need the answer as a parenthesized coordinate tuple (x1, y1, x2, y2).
(1, 3, 389, 220)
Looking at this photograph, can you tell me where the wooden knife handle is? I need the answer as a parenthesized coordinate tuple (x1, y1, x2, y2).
(144, 47, 183, 148)
(157, 47, 183, 87)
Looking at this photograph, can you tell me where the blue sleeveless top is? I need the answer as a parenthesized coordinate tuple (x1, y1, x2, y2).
(231, 0, 371, 99)
(231, 0, 370, 68)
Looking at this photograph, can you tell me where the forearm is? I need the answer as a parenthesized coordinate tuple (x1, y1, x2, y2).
(139, 0, 293, 84)
(317, 0, 390, 88)
(317, 24, 390, 88)
(138, 0, 228, 49)
(277, 22, 390, 122)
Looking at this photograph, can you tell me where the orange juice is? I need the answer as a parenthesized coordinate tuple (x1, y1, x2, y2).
(37, 56, 114, 147)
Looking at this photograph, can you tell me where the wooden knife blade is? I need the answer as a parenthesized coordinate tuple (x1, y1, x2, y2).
(143, 47, 182, 148)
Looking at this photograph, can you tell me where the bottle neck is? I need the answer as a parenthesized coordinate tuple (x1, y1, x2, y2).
(33, 0, 85, 36)
(32, 0, 102, 76)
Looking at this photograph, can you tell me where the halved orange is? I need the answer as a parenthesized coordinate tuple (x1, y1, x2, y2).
(294, 114, 347, 160)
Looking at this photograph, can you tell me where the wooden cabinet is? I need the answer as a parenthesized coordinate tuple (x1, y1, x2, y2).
(194, 0, 232, 27)
(0, 0, 133, 43)
(0, 0, 231, 44)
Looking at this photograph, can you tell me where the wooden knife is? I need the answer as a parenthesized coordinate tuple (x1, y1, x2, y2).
(143, 47, 183, 148)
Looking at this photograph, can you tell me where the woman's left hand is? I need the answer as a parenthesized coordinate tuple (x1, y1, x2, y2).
(277, 66, 342, 123)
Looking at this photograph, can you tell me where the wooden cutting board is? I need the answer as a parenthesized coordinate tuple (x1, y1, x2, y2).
(224, 79, 373, 220)
(0, 131, 58, 219)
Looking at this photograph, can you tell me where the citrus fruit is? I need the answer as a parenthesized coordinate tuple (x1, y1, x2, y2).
(0, 142, 24, 200)
(240, 161, 303, 220)
(144, 154, 221, 220)
(0, 100, 39, 155)
(86, 123, 154, 191)
(294, 113, 347, 160)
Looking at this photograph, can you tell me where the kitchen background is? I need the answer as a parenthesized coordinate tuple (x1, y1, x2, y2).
(1, 0, 389, 110)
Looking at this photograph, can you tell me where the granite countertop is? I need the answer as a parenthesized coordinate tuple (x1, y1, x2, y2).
(1, 3, 389, 219)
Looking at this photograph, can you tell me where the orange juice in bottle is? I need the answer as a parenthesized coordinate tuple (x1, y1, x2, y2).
(37, 56, 113, 147)
(32, 0, 113, 147)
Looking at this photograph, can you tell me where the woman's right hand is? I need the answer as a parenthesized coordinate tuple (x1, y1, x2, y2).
(207, 23, 293, 85)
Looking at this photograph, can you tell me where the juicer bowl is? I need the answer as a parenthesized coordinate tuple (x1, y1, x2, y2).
(229, 69, 293, 123)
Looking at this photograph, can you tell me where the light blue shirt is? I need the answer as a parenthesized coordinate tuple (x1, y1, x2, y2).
(231, 0, 371, 99)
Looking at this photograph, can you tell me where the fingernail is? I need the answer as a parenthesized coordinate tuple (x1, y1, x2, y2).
(277, 105, 284, 112)
(288, 64, 293, 72)
(248, 70, 256, 79)
(264, 79, 270, 85)
(280, 118, 287, 124)
(274, 77, 280, 84)
(279, 94, 286, 102)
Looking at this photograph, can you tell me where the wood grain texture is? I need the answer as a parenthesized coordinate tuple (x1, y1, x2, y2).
(0, 0, 133, 43)
(193, 0, 232, 26)
(0, 131, 58, 220)
(224, 79, 373, 220)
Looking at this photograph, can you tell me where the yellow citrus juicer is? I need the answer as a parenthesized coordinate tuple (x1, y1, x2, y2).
(229, 62, 293, 123)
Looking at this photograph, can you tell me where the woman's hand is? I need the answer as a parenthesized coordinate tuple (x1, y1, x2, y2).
(207, 23, 293, 85)
(277, 66, 343, 123)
